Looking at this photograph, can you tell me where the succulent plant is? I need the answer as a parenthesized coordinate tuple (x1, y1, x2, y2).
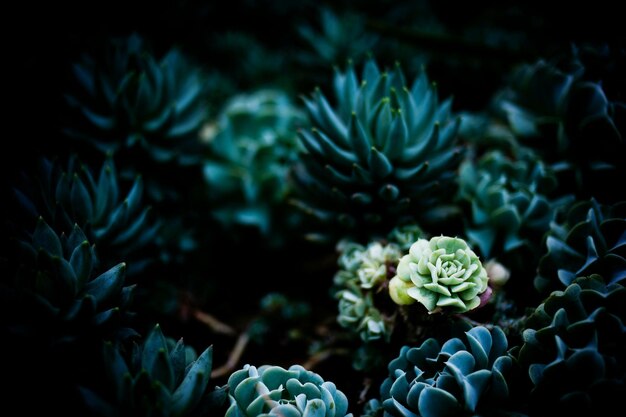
(4, 217, 134, 342)
(519, 275, 626, 415)
(81, 324, 220, 417)
(337, 282, 389, 342)
(293, 58, 463, 241)
(496, 55, 626, 201)
(378, 326, 516, 417)
(11, 156, 158, 276)
(202, 89, 306, 239)
(386, 223, 426, 252)
(64, 34, 208, 201)
(458, 149, 568, 261)
(297, 7, 378, 68)
(333, 239, 401, 342)
(534, 199, 626, 295)
(248, 292, 312, 347)
(226, 364, 352, 417)
(389, 236, 489, 313)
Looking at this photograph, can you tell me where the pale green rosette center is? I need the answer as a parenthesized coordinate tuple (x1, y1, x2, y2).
(389, 236, 488, 313)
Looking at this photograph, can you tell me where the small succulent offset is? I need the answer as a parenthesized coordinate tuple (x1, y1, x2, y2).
(65, 34, 208, 201)
(81, 324, 217, 417)
(377, 326, 516, 417)
(534, 199, 626, 295)
(293, 58, 462, 240)
(226, 364, 352, 417)
(519, 275, 626, 415)
(12, 157, 158, 275)
(458, 149, 563, 261)
(334, 240, 402, 342)
(389, 236, 489, 313)
(5, 218, 134, 341)
(202, 89, 306, 238)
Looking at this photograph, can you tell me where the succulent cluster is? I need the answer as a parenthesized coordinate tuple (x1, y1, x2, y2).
(458, 149, 564, 262)
(226, 364, 352, 417)
(389, 236, 489, 314)
(293, 58, 462, 241)
(333, 227, 416, 343)
(81, 324, 220, 417)
(535, 199, 626, 295)
(202, 89, 306, 239)
(65, 34, 208, 201)
(373, 326, 516, 417)
(519, 275, 626, 415)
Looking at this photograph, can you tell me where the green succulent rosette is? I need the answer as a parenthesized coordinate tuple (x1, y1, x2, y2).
(389, 236, 489, 313)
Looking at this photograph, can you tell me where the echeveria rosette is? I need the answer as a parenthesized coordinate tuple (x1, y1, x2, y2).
(334, 241, 401, 289)
(534, 199, 626, 295)
(293, 58, 462, 241)
(378, 326, 517, 417)
(519, 275, 626, 415)
(226, 364, 352, 417)
(389, 236, 489, 313)
(458, 149, 564, 262)
(202, 89, 306, 240)
(81, 324, 220, 417)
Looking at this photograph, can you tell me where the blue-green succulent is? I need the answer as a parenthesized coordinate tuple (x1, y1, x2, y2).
(11, 156, 158, 276)
(377, 326, 517, 417)
(65, 34, 208, 201)
(4, 217, 134, 342)
(203, 89, 306, 240)
(496, 54, 626, 202)
(226, 364, 352, 417)
(535, 199, 626, 295)
(293, 58, 462, 241)
(81, 324, 220, 417)
(458, 149, 567, 261)
(519, 275, 626, 415)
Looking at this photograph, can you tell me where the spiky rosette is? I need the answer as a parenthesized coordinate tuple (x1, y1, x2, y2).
(65, 34, 208, 201)
(226, 364, 352, 417)
(496, 54, 626, 202)
(458, 149, 567, 261)
(3, 217, 134, 342)
(389, 236, 489, 313)
(535, 199, 626, 295)
(81, 324, 221, 417)
(11, 157, 158, 276)
(519, 275, 626, 415)
(378, 326, 517, 417)
(293, 58, 462, 241)
(202, 89, 306, 240)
